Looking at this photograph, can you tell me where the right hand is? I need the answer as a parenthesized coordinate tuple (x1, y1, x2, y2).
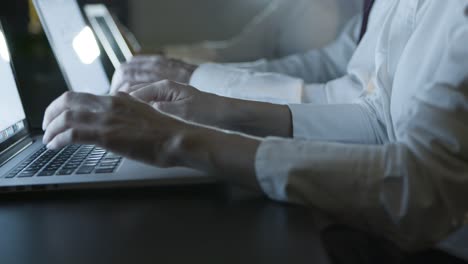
(110, 55, 198, 94)
(42, 91, 191, 167)
(130, 80, 227, 128)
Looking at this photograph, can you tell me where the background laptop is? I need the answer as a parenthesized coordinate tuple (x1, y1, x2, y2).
(84, 4, 134, 70)
(33, 0, 111, 94)
(0, 22, 210, 193)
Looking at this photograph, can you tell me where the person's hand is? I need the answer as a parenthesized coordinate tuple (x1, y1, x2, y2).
(130, 80, 293, 138)
(130, 80, 228, 128)
(42, 91, 191, 167)
(110, 55, 198, 94)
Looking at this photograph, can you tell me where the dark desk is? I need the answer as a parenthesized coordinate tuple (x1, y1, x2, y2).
(0, 184, 330, 264)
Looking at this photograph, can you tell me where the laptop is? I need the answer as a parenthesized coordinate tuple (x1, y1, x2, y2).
(84, 4, 134, 69)
(33, 0, 109, 94)
(0, 23, 211, 193)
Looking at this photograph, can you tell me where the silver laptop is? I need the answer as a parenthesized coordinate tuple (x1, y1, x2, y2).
(84, 4, 134, 69)
(0, 23, 211, 193)
(33, 0, 110, 94)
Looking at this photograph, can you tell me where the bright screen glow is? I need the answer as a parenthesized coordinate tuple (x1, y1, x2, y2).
(72, 26, 101, 65)
(0, 30, 10, 62)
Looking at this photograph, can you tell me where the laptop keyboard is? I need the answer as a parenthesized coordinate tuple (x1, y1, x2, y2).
(5, 145, 122, 179)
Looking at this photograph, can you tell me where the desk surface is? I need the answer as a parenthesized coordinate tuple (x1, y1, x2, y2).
(0, 184, 330, 264)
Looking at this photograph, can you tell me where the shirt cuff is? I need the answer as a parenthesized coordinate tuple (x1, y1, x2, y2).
(255, 137, 325, 203)
(190, 63, 304, 104)
(255, 138, 293, 202)
(288, 103, 379, 144)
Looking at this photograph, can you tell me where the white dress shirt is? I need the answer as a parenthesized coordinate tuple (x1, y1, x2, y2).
(190, 0, 468, 259)
(165, 0, 361, 63)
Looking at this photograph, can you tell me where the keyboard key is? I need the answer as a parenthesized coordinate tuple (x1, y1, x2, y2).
(95, 168, 115, 174)
(5, 145, 122, 179)
(18, 171, 36, 177)
(102, 158, 121, 163)
(85, 157, 103, 161)
(83, 162, 99, 167)
(37, 171, 55, 177)
(57, 169, 75, 176)
(76, 166, 95, 175)
(6, 172, 19, 178)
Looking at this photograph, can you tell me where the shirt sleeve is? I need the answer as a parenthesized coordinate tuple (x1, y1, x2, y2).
(228, 14, 362, 83)
(255, 27, 468, 250)
(190, 63, 304, 104)
(189, 64, 365, 105)
(189, 15, 363, 105)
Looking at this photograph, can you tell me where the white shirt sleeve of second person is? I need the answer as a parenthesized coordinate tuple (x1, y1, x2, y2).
(190, 62, 365, 105)
(189, 14, 363, 105)
(189, 63, 304, 104)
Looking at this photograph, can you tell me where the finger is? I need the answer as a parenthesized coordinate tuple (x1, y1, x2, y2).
(42, 92, 82, 131)
(42, 92, 102, 131)
(130, 80, 183, 103)
(110, 61, 148, 93)
(46, 128, 99, 150)
(110, 82, 148, 95)
(128, 83, 158, 102)
(111, 68, 164, 94)
(43, 111, 98, 145)
(120, 83, 152, 94)
(111, 65, 141, 94)
(110, 69, 125, 94)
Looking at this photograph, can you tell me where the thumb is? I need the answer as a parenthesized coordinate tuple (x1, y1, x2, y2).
(130, 80, 182, 103)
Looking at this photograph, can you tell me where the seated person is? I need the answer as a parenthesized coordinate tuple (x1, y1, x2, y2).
(163, 0, 361, 63)
(42, 0, 468, 262)
(110, 1, 365, 104)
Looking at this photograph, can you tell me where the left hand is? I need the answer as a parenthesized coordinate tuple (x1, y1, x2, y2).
(110, 55, 198, 94)
(42, 91, 190, 167)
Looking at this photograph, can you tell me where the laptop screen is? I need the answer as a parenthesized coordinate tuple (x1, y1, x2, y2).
(85, 5, 133, 69)
(33, 0, 110, 95)
(95, 16, 128, 67)
(0, 27, 27, 147)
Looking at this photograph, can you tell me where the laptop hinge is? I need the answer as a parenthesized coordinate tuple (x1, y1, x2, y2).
(0, 136, 34, 167)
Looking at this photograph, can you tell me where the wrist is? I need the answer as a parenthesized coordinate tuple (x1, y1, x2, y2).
(163, 123, 263, 191)
(162, 124, 212, 170)
(211, 95, 239, 130)
(213, 97, 293, 138)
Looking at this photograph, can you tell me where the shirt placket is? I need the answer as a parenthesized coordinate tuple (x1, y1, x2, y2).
(374, 0, 418, 141)
(386, 0, 418, 84)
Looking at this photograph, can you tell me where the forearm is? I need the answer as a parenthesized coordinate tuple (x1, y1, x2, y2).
(167, 125, 263, 192)
(216, 96, 293, 138)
